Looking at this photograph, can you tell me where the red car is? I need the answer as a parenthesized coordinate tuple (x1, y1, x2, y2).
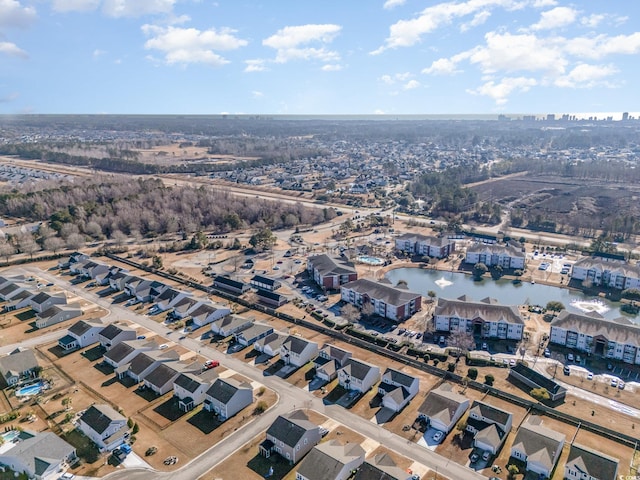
(203, 360, 219, 369)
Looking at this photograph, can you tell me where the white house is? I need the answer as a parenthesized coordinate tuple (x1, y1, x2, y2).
(296, 441, 365, 480)
(378, 368, 419, 412)
(254, 332, 287, 357)
(564, 443, 619, 480)
(102, 339, 157, 369)
(35, 304, 82, 329)
(98, 324, 137, 350)
(173, 372, 217, 412)
(313, 345, 352, 382)
(58, 319, 104, 352)
(465, 401, 513, 455)
(143, 360, 200, 396)
(550, 311, 640, 365)
(77, 404, 128, 452)
(211, 315, 253, 337)
(338, 358, 380, 393)
(434, 295, 524, 341)
(510, 416, 565, 478)
(29, 291, 67, 314)
(119, 349, 179, 383)
(203, 377, 253, 420)
(188, 302, 231, 327)
(417, 384, 470, 433)
(0, 431, 76, 480)
(281, 336, 319, 367)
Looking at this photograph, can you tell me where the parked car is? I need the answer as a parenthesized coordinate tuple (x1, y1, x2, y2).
(610, 378, 618, 387)
(567, 353, 574, 362)
(575, 355, 582, 363)
(563, 365, 570, 375)
(587, 372, 594, 380)
(543, 348, 551, 357)
(433, 431, 444, 442)
(482, 342, 488, 351)
(618, 381, 625, 390)
(470, 453, 479, 463)
(482, 451, 491, 461)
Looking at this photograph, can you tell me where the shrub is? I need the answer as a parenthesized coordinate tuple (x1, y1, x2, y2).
(530, 388, 551, 402)
(131, 423, 139, 435)
(447, 362, 456, 372)
(484, 374, 495, 386)
(253, 401, 268, 415)
(257, 386, 266, 397)
(433, 359, 440, 367)
(467, 367, 478, 380)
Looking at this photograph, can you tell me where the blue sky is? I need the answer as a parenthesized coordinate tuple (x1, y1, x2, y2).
(1, 0, 639, 115)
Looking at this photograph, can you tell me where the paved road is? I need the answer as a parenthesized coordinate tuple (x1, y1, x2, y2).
(20, 266, 486, 480)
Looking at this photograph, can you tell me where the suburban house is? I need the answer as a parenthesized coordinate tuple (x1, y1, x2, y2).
(211, 315, 253, 337)
(377, 368, 419, 412)
(354, 453, 413, 480)
(295, 440, 365, 480)
(3, 289, 34, 311)
(102, 339, 158, 369)
(203, 377, 253, 420)
(394, 233, 456, 258)
(173, 371, 218, 412)
(307, 254, 358, 290)
(508, 363, 567, 402)
(153, 288, 190, 312)
(212, 275, 250, 295)
(0, 431, 76, 480)
(510, 416, 565, 478)
(143, 360, 201, 395)
(417, 383, 470, 433)
(108, 271, 133, 291)
(434, 295, 524, 341)
(35, 304, 82, 329)
(571, 257, 640, 290)
(58, 319, 104, 352)
(338, 358, 380, 393)
(70, 259, 110, 279)
(254, 332, 287, 357)
(464, 243, 526, 269)
(98, 324, 137, 350)
(550, 311, 640, 365)
(256, 289, 289, 307)
(29, 291, 67, 313)
(281, 336, 319, 367)
(0, 348, 39, 387)
(465, 401, 513, 455)
(133, 280, 167, 303)
(250, 275, 282, 292)
(564, 443, 619, 480)
(77, 404, 128, 452)
(188, 302, 231, 327)
(169, 296, 201, 319)
(0, 280, 31, 302)
(313, 345, 352, 382)
(58, 251, 89, 269)
(260, 410, 322, 464)
(234, 323, 274, 347)
(340, 279, 422, 322)
(118, 349, 180, 383)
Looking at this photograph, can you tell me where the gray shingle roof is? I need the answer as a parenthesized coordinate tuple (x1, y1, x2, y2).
(469, 400, 512, 427)
(511, 417, 565, 471)
(566, 443, 619, 480)
(381, 368, 416, 389)
(297, 441, 365, 480)
(435, 296, 523, 324)
(0, 349, 38, 380)
(308, 254, 356, 277)
(0, 431, 75, 477)
(342, 279, 420, 306)
(283, 336, 314, 354)
(418, 385, 469, 422)
(206, 377, 251, 404)
(80, 404, 125, 434)
(340, 358, 377, 381)
(266, 410, 319, 448)
(551, 310, 640, 346)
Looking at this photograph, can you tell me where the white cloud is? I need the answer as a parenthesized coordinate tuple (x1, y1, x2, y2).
(563, 32, 640, 60)
(371, 0, 534, 54)
(103, 0, 175, 18)
(530, 6, 577, 30)
(251, 90, 263, 98)
(379, 72, 413, 84)
(383, 0, 406, 9)
(244, 59, 268, 72)
(403, 79, 420, 90)
(0, 40, 27, 57)
(460, 10, 491, 32)
(531, 0, 556, 6)
(467, 76, 537, 104)
(142, 25, 247, 66)
(554, 63, 618, 88)
(321, 63, 342, 71)
(262, 24, 342, 64)
(0, 0, 36, 28)
(468, 32, 567, 75)
(92, 48, 106, 58)
(580, 13, 605, 28)
(51, 0, 99, 13)
(422, 54, 467, 75)
(374, 109, 385, 114)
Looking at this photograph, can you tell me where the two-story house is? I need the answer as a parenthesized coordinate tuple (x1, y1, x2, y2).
(173, 371, 218, 412)
(281, 336, 319, 368)
(98, 324, 137, 350)
(260, 410, 322, 464)
(564, 443, 619, 480)
(296, 441, 365, 480)
(58, 319, 104, 352)
(377, 368, 419, 412)
(203, 377, 253, 420)
(465, 401, 513, 455)
(77, 404, 128, 452)
(417, 383, 470, 433)
(313, 345, 352, 383)
(510, 416, 565, 478)
(338, 358, 380, 393)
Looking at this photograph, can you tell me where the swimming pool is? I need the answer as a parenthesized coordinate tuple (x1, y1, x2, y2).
(1, 430, 19, 443)
(15, 381, 44, 397)
(357, 255, 384, 266)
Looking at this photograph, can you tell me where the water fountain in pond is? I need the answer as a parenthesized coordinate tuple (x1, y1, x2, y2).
(435, 276, 454, 288)
(569, 299, 609, 315)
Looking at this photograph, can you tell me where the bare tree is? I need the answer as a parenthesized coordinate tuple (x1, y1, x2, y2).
(341, 304, 360, 323)
(111, 230, 128, 247)
(18, 233, 39, 259)
(0, 240, 15, 263)
(44, 236, 65, 254)
(449, 330, 475, 358)
(361, 302, 375, 319)
(66, 233, 86, 250)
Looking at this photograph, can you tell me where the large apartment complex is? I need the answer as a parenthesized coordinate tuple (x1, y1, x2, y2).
(465, 244, 525, 269)
(571, 257, 640, 290)
(340, 279, 422, 322)
(394, 233, 456, 258)
(550, 311, 640, 365)
(307, 254, 358, 290)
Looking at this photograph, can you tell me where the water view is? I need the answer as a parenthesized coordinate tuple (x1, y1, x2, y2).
(385, 268, 639, 323)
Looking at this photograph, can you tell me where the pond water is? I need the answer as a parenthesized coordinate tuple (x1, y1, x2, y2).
(385, 268, 638, 323)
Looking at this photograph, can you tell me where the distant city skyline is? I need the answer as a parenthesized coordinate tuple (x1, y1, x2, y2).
(1, 0, 640, 115)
